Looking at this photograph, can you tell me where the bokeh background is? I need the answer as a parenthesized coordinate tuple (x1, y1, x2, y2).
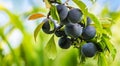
(0, 0, 120, 66)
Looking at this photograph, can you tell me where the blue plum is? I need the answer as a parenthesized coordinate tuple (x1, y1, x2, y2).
(64, 23, 83, 38)
(79, 17, 92, 27)
(81, 43, 97, 57)
(82, 26, 96, 40)
(58, 37, 71, 49)
(42, 18, 55, 34)
(87, 17, 91, 26)
(68, 8, 83, 23)
(60, 18, 70, 25)
(55, 29, 66, 37)
(56, 4, 68, 21)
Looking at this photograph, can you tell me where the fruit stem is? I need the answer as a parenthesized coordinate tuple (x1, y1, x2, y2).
(47, 11, 50, 19)
(64, 0, 70, 5)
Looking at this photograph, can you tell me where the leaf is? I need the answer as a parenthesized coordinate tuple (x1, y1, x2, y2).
(88, 13, 103, 32)
(90, 0, 96, 3)
(44, 0, 51, 8)
(102, 24, 111, 28)
(98, 53, 108, 66)
(49, 20, 55, 31)
(78, 41, 86, 63)
(73, 0, 88, 16)
(73, 0, 88, 28)
(34, 22, 45, 41)
(57, 0, 61, 3)
(102, 36, 116, 60)
(50, 5, 60, 22)
(99, 41, 106, 51)
(29, 14, 45, 20)
(45, 35, 57, 60)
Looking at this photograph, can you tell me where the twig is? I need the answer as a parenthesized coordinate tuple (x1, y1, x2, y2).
(47, 11, 50, 19)
(64, 0, 70, 5)
(66, 6, 74, 9)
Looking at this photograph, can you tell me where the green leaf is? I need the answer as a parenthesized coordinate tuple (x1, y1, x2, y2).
(99, 41, 106, 51)
(102, 36, 116, 60)
(98, 53, 108, 66)
(73, 0, 88, 28)
(44, 0, 51, 8)
(90, 0, 96, 3)
(73, 0, 88, 16)
(45, 35, 57, 60)
(0, 7, 24, 31)
(34, 22, 45, 41)
(49, 20, 55, 31)
(78, 41, 86, 63)
(88, 13, 103, 32)
(50, 5, 60, 22)
(57, 0, 61, 3)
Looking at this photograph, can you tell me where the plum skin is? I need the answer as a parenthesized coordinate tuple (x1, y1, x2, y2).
(68, 8, 83, 23)
(56, 4, 68, 21)
(87, 17, 91, 26)
(79, 17, 92, 27)
(81, 43, 97, 57)
(42, 18, 55, 34)
(82, 25, 96, 40)
(58, 37, 71, 49)
(64, 23, 83, 38)
(55, 29, 66, 37)
(60, 18, 70, 25)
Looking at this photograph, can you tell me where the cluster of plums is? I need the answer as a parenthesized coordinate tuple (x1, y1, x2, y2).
(41, 4, 99, 57)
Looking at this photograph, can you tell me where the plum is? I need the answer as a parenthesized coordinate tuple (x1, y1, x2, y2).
(81, 43, 97, 57)
(60, 18, 70, 25)
(58, 37, 71, 49)
(64, 23, 83, 38)
(55, 29, 66, 37)
(68, 8, 83, 23)
(87, 17, 91, 26)
(42, 18, 55, 34)
(82, 26, 96, 40)
(56, 4, 68, 21)
(79, 17, 92, 27)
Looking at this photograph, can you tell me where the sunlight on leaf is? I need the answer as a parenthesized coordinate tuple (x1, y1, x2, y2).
(34, 22, 45, 41)
(28, 13, 45, 20)
(102, 36, 117, 60)
(88, 13, 103, 32)
(45, 35, 57, 60)
(90, 0, 96, 3)
(50, 5, 60, 22)
(44, 0, 51, 8)
(102, 24, 111, 28)
(98, 53, 108, 66)
(73, 0, 88, 16)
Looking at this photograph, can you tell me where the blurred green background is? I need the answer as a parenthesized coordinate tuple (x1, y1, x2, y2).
(0, 0, 120, 66)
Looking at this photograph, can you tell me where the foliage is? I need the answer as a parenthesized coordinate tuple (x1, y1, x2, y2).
(28, 0, 117, 66)
(0, 0, 120, 66)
